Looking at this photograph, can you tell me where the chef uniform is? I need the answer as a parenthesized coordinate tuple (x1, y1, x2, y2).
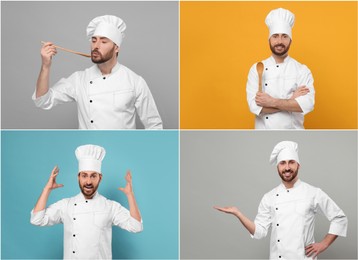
(246, 8, 315, 129)
(251, 141, 347, 259)
(30, 145, 143, 259)
(32, 15, 163, 130)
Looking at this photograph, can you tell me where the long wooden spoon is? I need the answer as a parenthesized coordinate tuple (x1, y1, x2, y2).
(41, 41, 91, 58)
(256, 61, 264, 92)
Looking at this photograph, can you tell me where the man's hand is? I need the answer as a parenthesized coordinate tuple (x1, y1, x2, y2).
(305, 242, 328, 258)
(291, 86, 310, 99)
(118, 170, 134, 196)
(214, 206, 240, 217)
(214, 206, 256, 235)
(44, 166, 64, 191)
(305, 234, 338, 259)
(33, 166, 63, 213)
(255, 92, 276, 107)
(41, 42, 57, 68)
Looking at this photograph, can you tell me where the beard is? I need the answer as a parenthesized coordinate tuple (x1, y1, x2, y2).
(79, 182, 99, 199)
(91, 46, 116, 64)
(269, 41, 291, 56)
(278, 167, 298, 183)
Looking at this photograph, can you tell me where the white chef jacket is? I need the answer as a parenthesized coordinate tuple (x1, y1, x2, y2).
(246, 56, 315, 129)
(30, 192, 143, 259)
(252, 180, 347, 259)
(32, 63, 163, 129)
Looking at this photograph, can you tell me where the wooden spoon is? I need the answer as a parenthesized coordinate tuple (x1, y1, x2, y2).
(256, 61, 264, 92)
(41, 41, 91, 58)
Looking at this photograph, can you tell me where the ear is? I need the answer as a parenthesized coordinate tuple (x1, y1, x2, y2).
(99, 174, 103, 182)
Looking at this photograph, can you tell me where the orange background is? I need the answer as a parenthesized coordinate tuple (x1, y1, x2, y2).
(180, 1, 357, 129)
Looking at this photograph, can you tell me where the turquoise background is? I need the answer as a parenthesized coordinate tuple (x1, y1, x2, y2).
(1, 130, 179, 259)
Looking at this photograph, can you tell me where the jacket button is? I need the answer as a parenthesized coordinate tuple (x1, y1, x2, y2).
(90, 100, 92, 103)
(73, 251, 75, 254)
(276, 65, 279, 68)
(277, 224, 279, 226)
(73, 234, 76, 237)
(90, 81, 93, 84)
(91, 120, 94, 123)
(276, 208, 278, 210)
(279, 256, 282, 258)
(278, 240, 280, 242)
(265, 68, 268, 70)
(265, 83, 267, 86)
(73, 218, 76, 220)
(86, 201, 88, 203)
(103, 77, 106, 80)
(266, 117, 268, 119)
(276, 194, 279, 196)
(74, 203, 77, 206)
(287, 190, 290, 192)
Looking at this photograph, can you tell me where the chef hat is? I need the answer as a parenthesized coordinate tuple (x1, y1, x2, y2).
(269, 141, 300, 166)
(265, 8, 295, 39)
(75, 144, 106, 173)
(87, 15, 126, 46)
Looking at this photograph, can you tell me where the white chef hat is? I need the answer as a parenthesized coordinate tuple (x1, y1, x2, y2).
(87, 15, 126, 46)
(265, 8, 295, 39)
(269, 141, 300, 166)
(75, 144, 106, 173)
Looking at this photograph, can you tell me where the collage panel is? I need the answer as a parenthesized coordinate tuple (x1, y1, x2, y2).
(1, 1, 178, 129)
(1, 130, 179, 259)
(180, 1, 357, 129)
(180, 130, 357, 259)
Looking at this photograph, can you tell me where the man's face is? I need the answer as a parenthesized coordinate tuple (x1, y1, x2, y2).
(91, 36, 118, 64)
(269, 33, 292, 56)
(78, 171, 102, 199)
(277, 160, 299, 183)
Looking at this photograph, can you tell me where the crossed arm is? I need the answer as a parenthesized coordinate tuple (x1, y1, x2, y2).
(255, 86, 310, 115)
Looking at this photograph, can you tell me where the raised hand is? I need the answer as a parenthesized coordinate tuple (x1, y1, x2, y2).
(41, 42, 57, 68)
(214, 206, 240, 216)
(45, 166, 64, 191)
(118, 170, 134, 196)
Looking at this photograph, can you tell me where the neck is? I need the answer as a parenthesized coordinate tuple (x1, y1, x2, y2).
(282, 177, 298, 189)
(272, 53, 288, 64)
(97, 56, 117, 75)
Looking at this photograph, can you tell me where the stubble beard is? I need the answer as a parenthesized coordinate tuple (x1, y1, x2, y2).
(91, 46, 116, 64)
(79, 182, 99, 199)
(270, 42, 291, 57)
(279, 168, 298, 183)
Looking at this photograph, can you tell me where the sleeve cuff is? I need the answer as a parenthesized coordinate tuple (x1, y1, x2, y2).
(32, 90, 52, 109)
(329, 219, 348, 237)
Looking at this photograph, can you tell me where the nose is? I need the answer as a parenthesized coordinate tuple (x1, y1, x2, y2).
(85, 177, 92, 185)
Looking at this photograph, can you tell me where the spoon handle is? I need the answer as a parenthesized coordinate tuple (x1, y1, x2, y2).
(41, 41, 91, 58)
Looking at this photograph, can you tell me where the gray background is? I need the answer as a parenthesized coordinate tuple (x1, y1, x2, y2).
(1, 1, 178, 129)
(180, 131, 357, 259)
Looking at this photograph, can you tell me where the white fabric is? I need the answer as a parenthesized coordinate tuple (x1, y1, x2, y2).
(252, 180, 347, 259)
(75, 145, 106, 173)
(246, 56, 315, 129)
(265, 8, 295, 39)
(30, 192, 143, 259)
(32, 63, 163, 129)
(270, 141, 299, 165)
(87, 15, 126, 46)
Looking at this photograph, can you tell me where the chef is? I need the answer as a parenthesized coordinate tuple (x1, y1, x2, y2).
(30, 144, 143, 259)
(246, 8, 315, 129)
(215, 141, 347, 259)
(33, 15, 163, 129)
